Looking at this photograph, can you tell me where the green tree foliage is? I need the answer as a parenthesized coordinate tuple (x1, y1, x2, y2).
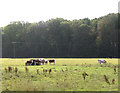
(2, 13, 119, 58)
(97, 13, 118, 57)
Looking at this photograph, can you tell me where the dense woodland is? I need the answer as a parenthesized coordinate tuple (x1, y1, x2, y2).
(1, 13, 120, 58)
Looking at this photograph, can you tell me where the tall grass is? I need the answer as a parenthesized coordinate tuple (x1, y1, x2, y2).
(2, 58, 119, 91)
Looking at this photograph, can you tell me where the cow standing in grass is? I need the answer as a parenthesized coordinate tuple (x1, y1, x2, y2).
(49, 59, 55, 65)
(25, 60, 33, 66)
(34, 59, 41, 65)
(98, 59, 107, 64)
(25, 59, 41, 66)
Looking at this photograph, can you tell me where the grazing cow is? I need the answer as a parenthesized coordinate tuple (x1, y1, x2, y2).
(25, 59, 41, 66)
(25, 60, 32, 66)
(33, 59, 41, 65)
(25, 59, 35, 66)
(98, 59, 107, 64)
(49, 59, 55, 65)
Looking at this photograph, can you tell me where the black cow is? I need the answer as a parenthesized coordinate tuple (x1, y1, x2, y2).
(25, 60, 33, 66)
(25, 59, 41, 66)
(49, 59, 55, 65)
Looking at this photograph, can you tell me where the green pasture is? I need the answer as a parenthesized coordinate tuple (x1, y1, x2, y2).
(2, 58, 118, 66)
(1, 58, 119, 91)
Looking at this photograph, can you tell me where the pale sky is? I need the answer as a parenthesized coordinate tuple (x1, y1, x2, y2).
(0, 0, 119, 27)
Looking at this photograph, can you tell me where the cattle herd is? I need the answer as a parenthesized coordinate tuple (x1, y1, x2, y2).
(25, 58, 107, 66)
(25, 58, 55, 66)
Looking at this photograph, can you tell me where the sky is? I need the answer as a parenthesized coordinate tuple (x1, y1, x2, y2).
(0, 0, 119, 27)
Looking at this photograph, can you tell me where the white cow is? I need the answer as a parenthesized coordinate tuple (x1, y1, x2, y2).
(98, 59, 107, 64)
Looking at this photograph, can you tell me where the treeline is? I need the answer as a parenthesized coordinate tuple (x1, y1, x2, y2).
(2, 13, 119, 58)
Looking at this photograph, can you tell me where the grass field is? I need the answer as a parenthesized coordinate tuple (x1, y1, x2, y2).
(1, 58, 119, 91)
